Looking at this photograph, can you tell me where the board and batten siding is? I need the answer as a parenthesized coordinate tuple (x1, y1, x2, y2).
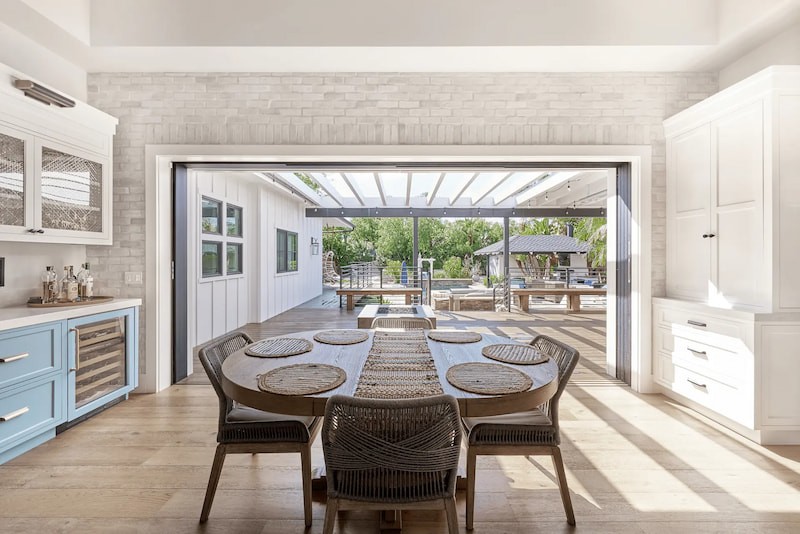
(260, 184, 323, 321)
(189, 171, 257, 350)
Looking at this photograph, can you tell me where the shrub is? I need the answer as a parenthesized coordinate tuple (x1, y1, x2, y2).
(384, 260, 402, 282)
(442, 256, 469, 278)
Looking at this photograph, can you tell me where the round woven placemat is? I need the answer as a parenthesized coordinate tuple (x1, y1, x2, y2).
(481, 344, 551, 365)
(258, 364, 346, 395)
(245, 338, 313, 358)
(313, 329, 369, 345)
(446, 362, 533, 395)
(427, 330, 482, 344)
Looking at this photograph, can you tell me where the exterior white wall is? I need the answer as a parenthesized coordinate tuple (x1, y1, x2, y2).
(85, 71, 717, 370)
(0, 242, 86, 307)
(718, 20, 800, 88)
(259, 184, 323, 321)
(188, 171, 257, 349)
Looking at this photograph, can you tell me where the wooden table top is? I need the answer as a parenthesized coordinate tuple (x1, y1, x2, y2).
(221, 329, 558, 417)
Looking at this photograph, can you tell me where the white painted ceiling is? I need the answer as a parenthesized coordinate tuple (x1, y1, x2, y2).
(7, 0, 800, 72)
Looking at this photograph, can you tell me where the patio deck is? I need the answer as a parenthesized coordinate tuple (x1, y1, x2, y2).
(1, 291, 798, 533)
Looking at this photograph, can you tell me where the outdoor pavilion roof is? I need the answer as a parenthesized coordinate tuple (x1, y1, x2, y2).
(474, 234, 591, 256)
(261, 169, 608, 212)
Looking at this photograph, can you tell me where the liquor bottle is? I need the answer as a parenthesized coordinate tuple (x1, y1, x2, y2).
(41, 266, 57, 303)
(77, 263, 94, 300)
(64, 265, 79, 302)
(58, 266, 69, 301)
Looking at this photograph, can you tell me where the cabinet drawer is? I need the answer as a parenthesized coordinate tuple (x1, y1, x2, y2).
(654, 304, 752, 352)
(655, 327, 748, 387)
(0, 377, 64, 451)
(0, 323, 62, 389)
(657, 354, 753, 428)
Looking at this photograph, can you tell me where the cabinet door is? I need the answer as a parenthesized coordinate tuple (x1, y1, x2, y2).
(0, 124, 35, 237)
(712, 101, 765, 308)
(66, 307, 138, 421)
(667, 125, 711, 300)
(33, 138, 112, 245)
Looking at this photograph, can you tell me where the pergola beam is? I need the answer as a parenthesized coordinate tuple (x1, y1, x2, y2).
(340, 172, 365, 206)
(306, 172, 347, 207)
(472, 172, 512, 206)
(492, 171, 549, 206)
(306, 207, 606, 218)
(450, 172, 479, 204)
(426, 172, 445, 206)
(374, 172, 387, 206)
(405, 172, 412, 206)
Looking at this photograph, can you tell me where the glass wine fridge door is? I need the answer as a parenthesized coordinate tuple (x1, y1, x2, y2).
(67, 307, 138, 421)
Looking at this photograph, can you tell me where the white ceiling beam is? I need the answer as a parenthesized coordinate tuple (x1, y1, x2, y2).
(471, 172, 513, 206)
(374, 172, 387, 207)
(516, 172, 578, 205)
(340, 172, 365, 206)
(450, 172, 479, 204)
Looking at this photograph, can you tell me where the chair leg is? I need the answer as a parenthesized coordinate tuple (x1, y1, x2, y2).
(466, 447, 477, 530)
(445, 496, 459, 534)
(300, 444, 313, 528)
(199, 444, 227, 523)
(322, 497, 339, 534)
(551, 447, 575, 526)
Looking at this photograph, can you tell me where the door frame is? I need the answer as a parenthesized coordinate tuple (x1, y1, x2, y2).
(144, 144, 652, 393)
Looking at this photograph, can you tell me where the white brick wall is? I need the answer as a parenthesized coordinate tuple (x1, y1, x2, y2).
(86, 71, 718, 365)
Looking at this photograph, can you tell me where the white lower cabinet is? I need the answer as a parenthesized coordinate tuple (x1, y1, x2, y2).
(653, 298, 800, 444)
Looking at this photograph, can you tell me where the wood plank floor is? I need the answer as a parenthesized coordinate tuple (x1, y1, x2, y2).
(2, 293, 799, 533)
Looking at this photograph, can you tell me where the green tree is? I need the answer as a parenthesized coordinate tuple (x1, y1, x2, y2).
(574, 217, 607, 267)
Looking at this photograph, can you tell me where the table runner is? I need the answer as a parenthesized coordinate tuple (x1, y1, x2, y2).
(354, 330, 444, 399)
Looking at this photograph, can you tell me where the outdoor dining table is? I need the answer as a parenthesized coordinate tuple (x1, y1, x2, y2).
(220, 329, 559, 418)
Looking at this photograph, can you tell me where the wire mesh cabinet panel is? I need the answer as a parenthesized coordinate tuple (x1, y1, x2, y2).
(66, 307, 138, 421)
(0, 125, 34, 236)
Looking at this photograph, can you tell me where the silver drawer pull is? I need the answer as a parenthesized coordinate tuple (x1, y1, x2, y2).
(0, 406, 29, 422)
(687, 378, 707, 389)
(687, 348, 707, 357)
(687, 320, 707, 328)
(0, 352, 29, 363)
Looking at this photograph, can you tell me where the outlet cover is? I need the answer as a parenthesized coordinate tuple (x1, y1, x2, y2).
(124, 271, 143, 284)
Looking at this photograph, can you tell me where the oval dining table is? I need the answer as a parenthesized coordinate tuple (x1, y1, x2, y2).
(220, 329, 559, 417)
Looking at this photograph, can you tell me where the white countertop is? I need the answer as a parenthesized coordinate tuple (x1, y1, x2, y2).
(0, 298, 142, 331)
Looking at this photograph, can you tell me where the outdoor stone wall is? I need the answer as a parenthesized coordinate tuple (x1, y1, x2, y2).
(86, 71, 718, 369)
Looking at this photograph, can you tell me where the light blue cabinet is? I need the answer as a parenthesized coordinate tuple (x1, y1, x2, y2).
(0, 306, 138, 463)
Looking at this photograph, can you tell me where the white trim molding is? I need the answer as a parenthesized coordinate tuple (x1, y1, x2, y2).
(143, 144, 652, 394)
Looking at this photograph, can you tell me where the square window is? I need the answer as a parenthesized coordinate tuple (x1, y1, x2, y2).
(202, 241, 222, 277)
(226, 204, 242, 237)
(201, 197, 222, 234)
(227, 243, 242, 275)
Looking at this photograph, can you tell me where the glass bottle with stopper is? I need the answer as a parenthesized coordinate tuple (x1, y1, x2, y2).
(77, 263, 94, 300)
(41, 266, 57, 303)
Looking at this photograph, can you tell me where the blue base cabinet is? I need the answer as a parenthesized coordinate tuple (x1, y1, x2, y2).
(0, 306, 138, 463)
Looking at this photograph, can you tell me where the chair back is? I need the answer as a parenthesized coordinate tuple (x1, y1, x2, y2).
(529, 335, 580, 433)
(371, 316, 433, 329)
(322, 394, 461, 504)
(198, 331, 254, 428)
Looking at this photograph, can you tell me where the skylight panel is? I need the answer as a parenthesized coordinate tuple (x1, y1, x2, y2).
(461, 172, 508, 204)
(378, 172, 406, 199)
(345, 172, 379, 198)
(436, 172, 476, 203)
(410, 172, 438, 199)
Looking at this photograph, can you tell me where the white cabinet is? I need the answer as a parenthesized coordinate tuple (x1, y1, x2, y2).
(0, 63, 117, 245)
(664, 66, 799, 313)
(653, 298, 800, 445)
(659, 66, 800, 445)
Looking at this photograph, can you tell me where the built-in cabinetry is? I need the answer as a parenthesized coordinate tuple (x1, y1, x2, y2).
(0, 63, 117, 244)
(660, 66, 800, 444)
(0, 303, 139, 463)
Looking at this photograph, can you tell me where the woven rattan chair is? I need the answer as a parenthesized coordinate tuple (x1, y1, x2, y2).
(370, 316, 434, 329)
(198, 331, 322, 527)
(462, 335, 580, 528)
(322, 394, 462, 534)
